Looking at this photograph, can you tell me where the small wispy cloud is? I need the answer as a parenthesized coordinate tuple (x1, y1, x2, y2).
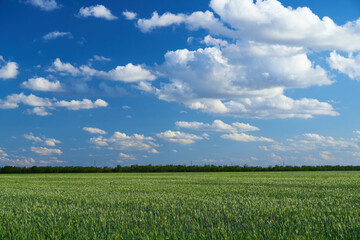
(43, 31, 72, 41)
(26, 0, 60, 11)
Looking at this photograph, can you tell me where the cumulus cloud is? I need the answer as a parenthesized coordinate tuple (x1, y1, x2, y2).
(221, 133, 273, 142)
(78, 5, 117, 20)
(27, 107, 52, 116)
(135, 0, 360, 51)
(176, 120, 259, 132)
(202, 35, 228, 47)
(24, 133, 61, 146)
(119, 152, 136, 160)
(0, 93, 52, 109)
(99, 63, 156, 82)
(21, 77, 62, 92)
(122, 11, 137, 20)
(43, 139, 61, 147)
(258, 132, 360, 164)
(24, 133, 42, 143)
(264, 133, 360, 152)
(1, 147, 58, 166)
(328, 51, 360, 80)
(90, 131, 159, 153)
(0, 56, 19, 80)
(43, 31, 72, 40)
(0, 93, 108, 115)
(119, 0, 352, 119)
(148, 148, 159, 154)
(49, 58, 81, 76)
(156, 130, 203, 144)
(150, 43, 336, 119)
(55, 99, 108, 110)
(0, 154, 36, 166)
(31, 146, 62, 155)
(232, 122, 260, 132)
(209, 0, 360, 51)
(49, 58, 156, 82)
(83, 127, 107, 135)
(26, 0, 60, 11)
(137, 10, 233, 36)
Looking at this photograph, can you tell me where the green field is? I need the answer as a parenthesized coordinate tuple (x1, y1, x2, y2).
(0, 172, 359, 239)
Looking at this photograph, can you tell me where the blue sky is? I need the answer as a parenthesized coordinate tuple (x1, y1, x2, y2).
(1, 0, 360, 167)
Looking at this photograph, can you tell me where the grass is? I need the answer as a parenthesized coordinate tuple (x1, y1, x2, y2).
(0, 171, 359, 239)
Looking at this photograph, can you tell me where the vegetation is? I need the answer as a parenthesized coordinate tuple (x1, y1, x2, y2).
(0, 164, 359, 174)
(0, 172, 359, 239)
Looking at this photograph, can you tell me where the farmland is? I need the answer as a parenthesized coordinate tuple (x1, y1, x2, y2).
(0, 172, 359, 239)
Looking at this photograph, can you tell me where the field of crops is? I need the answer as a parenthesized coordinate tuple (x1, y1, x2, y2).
(0, 172, 359, 239)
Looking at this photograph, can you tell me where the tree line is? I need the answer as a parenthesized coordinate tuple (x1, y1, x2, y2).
(0, 164, 359, 174)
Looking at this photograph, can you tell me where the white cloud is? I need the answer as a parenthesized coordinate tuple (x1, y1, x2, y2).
(97, 63, 156, 82)
(49, 58, 156, 82)
(221, 133, 273, 142)
(0, 93, 52, 109)
(209, 0, 360, 51)
(271, 153, 282, 162)
(148, 148, 159, 154)
(176, 119, 259, 132)
(319, 151, 333, 161)
(156, 130, 203, 144)
(38, 159, 66, 165)
(43, 31, 72, 40)
(0, 93, 108, 115)
(0, 148, 8, 158)
(0, 154, 36, 166)
(137, 11, 233, 36)
(90, 136, 108, 146)
(151, 44, 336, 119)
(55, 99, 108, 110)
(1, 147, 58, 166)
(43, 138, 61, 147)
(250, 156, 258, 161)
(78, 5, 117, 20)
(176, 120, 233, 132)
(256, 132, 360, 165)
(27, 107, 52, 116)
(135, 0, 360, 51)
(90, 131, 158, 152)
(83, 127, 107, 135)
(232, 122, 260, 132)
(266, 133, 359, 152)
(89, 55, 111, 62)
(202, 35, 228, 47)
(122, 11, 137, 20)
(24, 133, 42, 142)
(21, 77, 62, 92)
(24, 133, 61, 146)
(0, 56, 19, 79)
(27, 0, 59, 11)
(328, 51, 360, 80)
(120, 1, 360, 120)
(49, 58, 81, 76)
(136, 81, 155, 92)
(119, 152, 136, 160)
(31, 147, 62, 155)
